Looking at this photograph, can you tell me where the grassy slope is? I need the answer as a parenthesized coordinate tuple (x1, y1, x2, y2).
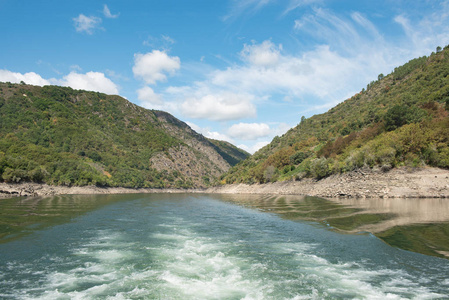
(222, 46, 449, 184)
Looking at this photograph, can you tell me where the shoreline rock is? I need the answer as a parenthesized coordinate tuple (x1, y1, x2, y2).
(206, 167, 449, 198)
(1, 167, 448, 199)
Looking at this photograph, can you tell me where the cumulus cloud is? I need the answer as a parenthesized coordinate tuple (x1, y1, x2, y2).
(133, 51, 180, 85)
(180, 92, 256, 121)
(240, 40, 282, 67)
(103, 4, 119, 18)
(0, 70, 51, 86)
(227, 122, 271, 140)
(137, 86, 162, 107)
(57, 71, 118, 94)
(73, 14, 102, 34)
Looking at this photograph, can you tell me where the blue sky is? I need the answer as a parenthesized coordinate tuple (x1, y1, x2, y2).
(1, 0, 449, 153)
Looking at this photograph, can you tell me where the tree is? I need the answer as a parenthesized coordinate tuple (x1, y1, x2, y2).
(437, 46, 442, 53)
(384, 105, 409, 131)
(378, 73, 384, 81)
(383, 104, 427, 131)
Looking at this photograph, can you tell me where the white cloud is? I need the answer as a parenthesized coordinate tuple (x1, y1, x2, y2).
(394, 8, 449, 55)
(133, 51, 180, 85)
(273, 122, 291, 137)
(143, 35, 175, 50)
(284, 0, 323, 15)
(103, 4, 119, 18)
(137, 86, 162, 107)
(0, 70, 51, 86)
(58, 71, 119, 94)
(70, 65, 82, 72)
(186, 122, 234, 143)
(223, 0, 274, 21)
(181, 92, 256, 121)
(73, 14, 102, 34)
(227, 122, 271, 140)
(240, 40, 281, 67)
(238, 141, 270, 154)
(210, 42, 362, 101)
(147, 4, 449, 141)
(0, 69, 119, 95)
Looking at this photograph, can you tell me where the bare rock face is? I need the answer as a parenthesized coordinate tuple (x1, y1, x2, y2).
(150, 145, 228, 187)
(149, 111, 232, 187)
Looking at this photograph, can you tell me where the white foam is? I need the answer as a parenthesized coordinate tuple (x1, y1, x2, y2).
(4, 212, 448, 300)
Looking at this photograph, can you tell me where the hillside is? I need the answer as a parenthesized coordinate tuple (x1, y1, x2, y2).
(207, 139, 250, 167)
(222, 46, 449, 185)
(0, 83, 247, 188)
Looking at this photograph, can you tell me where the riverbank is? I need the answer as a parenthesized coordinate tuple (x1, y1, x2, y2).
(1, 167, 448, 199)
(207, 167, 449, 198)
(0, 183, 201, 198)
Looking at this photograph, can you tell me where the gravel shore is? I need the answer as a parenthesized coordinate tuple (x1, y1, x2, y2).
(206, 167, 449, 198)
(1, 167, 448, 199)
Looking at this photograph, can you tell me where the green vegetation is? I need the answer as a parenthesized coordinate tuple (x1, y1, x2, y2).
(222, 45, 449, 184)
(207, 138, 250, 166)
(0, 84, 244, 188)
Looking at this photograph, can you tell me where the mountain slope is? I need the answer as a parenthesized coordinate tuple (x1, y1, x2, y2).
(222, 46, 449, 184)
(0, 83, 245, 188)
(207, 139, 250, 167)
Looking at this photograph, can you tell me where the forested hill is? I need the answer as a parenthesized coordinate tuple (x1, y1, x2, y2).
(0, 83, 248, 188)
(221, 46, 449, 185)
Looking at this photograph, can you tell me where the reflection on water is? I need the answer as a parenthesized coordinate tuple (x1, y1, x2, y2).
(215, 194, 449, 259)
(0, 194, 144, 243)
(2, 193, 449, 259)
(333, 197, 449, 232)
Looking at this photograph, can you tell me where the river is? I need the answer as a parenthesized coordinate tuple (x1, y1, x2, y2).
(1, 194, 448, 299)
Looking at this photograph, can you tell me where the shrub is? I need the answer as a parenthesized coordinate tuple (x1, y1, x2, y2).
(308, 158, 333, 179)
(384, 105, 427, 131)
(290, 151, 310, 165)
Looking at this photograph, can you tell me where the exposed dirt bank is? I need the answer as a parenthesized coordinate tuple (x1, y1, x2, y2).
(206, 167, 449, 198)
(1, 167, 448, 199)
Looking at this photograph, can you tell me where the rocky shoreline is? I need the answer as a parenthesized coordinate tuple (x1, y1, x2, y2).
(207, 167, 449, 198)
(1, 167, 448, 199)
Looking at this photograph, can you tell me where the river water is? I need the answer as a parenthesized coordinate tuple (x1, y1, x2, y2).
(1, 194, 448, 299)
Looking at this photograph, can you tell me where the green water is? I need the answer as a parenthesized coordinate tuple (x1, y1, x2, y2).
(218, 194, 449, 259)
(0, 194, 448, 299)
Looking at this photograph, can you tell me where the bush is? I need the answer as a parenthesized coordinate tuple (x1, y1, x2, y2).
(2, 168, 29, 183)
(308, 158, 333, 179)
(290, 151, 310, 165)
(384, 105, 427, 131)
